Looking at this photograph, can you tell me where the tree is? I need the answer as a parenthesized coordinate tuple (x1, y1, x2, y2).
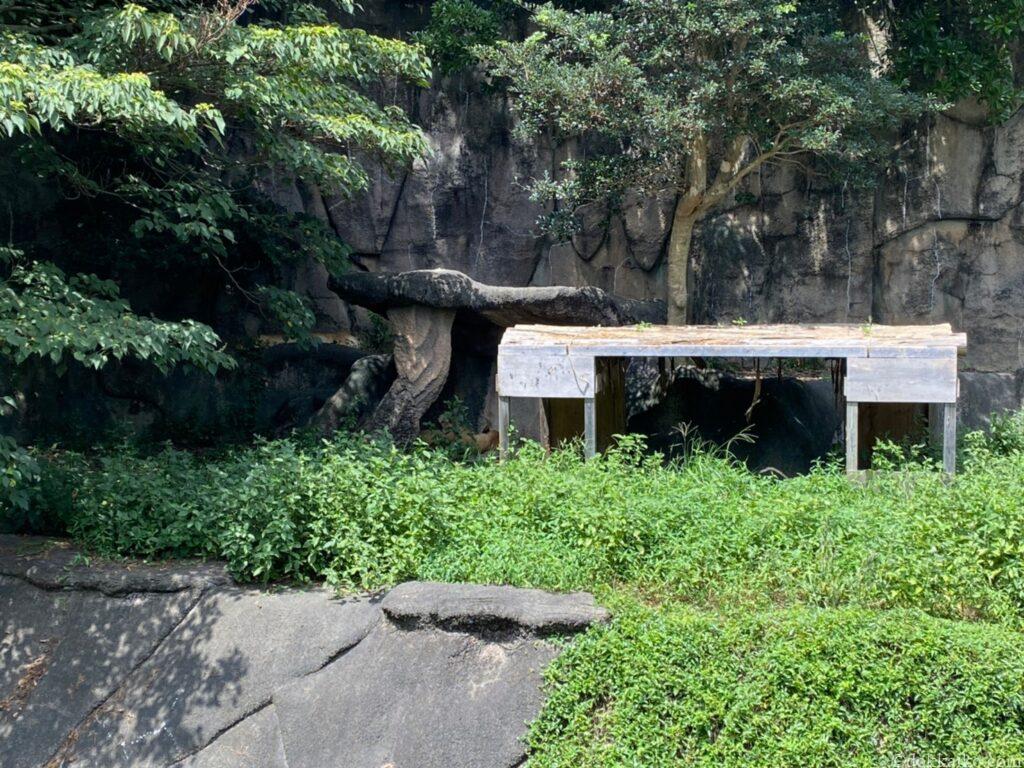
(0, 0, 432, 507)
(0, 0, 431, 340)
(484, 0, 928, 324)
(415, 0, 510, 75)
(877, 0, 1024, 121)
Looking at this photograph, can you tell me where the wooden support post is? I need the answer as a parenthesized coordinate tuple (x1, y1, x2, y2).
(943, 401, 957, 474)
(498, 395, 510, 460)
(846, 401, 859, 474)
(583, 396, 596, 459)
(928, 403, 942, 453)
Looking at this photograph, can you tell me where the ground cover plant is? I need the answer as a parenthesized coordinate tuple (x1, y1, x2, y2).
(12, 410, 1024, 765)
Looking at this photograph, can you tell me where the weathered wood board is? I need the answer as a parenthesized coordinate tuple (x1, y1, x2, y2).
(845, 354, 958, 403)
(501, 323, 966, 360)
(496, 351, 596, 398)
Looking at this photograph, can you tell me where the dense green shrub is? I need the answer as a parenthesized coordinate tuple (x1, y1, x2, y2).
(24, 420, 1024, 627)
(978, 408, 1024, 456)
(64, 446, 221, 561)
(529, 600, 1024, 766)
(15, 413, 1024, 764)
(56, 436, 459, 588)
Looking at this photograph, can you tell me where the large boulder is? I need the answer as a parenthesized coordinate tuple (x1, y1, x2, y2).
(0, 536, 608, 768)
(274, 584, 606, 768)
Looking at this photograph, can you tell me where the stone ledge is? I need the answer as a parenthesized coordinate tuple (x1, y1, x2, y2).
(382, 580, 610, 635)
(2, 538, 608, 768)
(0, 535, 232, 595)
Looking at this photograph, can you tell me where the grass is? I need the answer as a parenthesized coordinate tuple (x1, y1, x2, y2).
(13, 408, 1024, 766)
(530, 600, 1024, 766)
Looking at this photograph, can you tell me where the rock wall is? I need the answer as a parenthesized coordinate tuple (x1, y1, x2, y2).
(0, 535, 607, 768)
(281, 3, 1024, 429)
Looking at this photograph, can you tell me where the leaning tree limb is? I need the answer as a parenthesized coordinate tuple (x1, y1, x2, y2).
(329, 268, 665, 327)
(328, 269, 664, 442)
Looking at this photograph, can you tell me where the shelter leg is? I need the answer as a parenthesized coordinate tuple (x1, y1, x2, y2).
(928, 403, 942, 452)
(943, 402, 957, 474)
(498, 396, 510, 460)
(846, 402, 859, 474)
(583, 396, 596, 459)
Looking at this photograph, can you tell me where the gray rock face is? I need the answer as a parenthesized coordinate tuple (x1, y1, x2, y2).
(0, 537, 607, 768)
(0, 534, 231, 594)
(18, 7, 1019, 446)
(383, 580, 610, 634)
(10, 6, 1018, 447)
(171, 705, 288, 768)
(61, 587, 381, 767)
(958, 371, 1024, 431)
(274, 620, 555, 768)
(296, 7, 1024, 428)
(0, 575, 198, 768)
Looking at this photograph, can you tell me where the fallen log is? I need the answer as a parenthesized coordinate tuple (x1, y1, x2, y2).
(330, 268, 665, 327)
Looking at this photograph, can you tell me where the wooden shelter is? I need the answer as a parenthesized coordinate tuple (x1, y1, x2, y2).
(496, 323, 967, 473)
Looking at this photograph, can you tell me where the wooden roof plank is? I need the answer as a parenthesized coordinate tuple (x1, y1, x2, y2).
(500, 323, 965, 358)
(503, 321, 966, 352)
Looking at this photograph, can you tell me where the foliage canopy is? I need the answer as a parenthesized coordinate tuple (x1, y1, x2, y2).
(483, 0, 929, 322)
(0, 256, 232, 375)
(878, 0, 1024, 121)
(0, 0, 433, 506)
(0, 0, 430, 336)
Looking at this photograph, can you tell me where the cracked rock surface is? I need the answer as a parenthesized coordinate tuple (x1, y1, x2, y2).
(304, 11, 1024, 425)
(0, 535, 608, 768)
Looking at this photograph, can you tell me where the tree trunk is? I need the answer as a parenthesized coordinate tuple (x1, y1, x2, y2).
(366, 305, 455, 443)
(665, 134, 761, 325)
(667, 133, 709, 326)
(665, 200, 700, 326)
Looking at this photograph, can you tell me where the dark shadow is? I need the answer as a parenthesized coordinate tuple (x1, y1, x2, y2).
(1, 572, 236, 768)
(628, 364, 842, 475)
